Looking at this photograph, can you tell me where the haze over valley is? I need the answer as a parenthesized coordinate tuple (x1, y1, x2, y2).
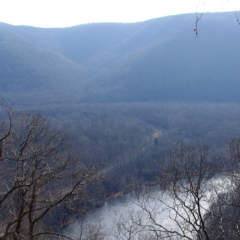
(1, 10, 240, 240)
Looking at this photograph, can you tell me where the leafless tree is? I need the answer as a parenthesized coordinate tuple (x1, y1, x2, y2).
(124, 144, 229, 240)
(57, 141, 240, 240)
(0, 107, 98, 240)
(202, 138, 240, 240)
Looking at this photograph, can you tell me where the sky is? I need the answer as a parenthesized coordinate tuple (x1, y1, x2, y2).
(0, 0, 239, 28)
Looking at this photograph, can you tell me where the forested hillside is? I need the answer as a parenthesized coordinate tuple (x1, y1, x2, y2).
(1, 12, 240, 106)
(1, 11, 240, 240)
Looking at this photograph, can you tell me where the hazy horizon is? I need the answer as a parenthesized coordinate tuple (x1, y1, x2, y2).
(0, 10, 239, 29)
(0, 0, 239, 28)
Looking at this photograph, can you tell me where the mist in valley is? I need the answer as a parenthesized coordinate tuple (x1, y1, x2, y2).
(1, 6, 240, 240)
(67, 174, 233, 240)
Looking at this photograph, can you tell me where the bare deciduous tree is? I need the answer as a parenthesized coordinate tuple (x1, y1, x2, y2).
(0, 108, 98, 240)
(123, 144, 229, 240)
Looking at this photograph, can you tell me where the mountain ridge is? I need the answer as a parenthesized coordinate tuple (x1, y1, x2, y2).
(0, 12, 240, 106)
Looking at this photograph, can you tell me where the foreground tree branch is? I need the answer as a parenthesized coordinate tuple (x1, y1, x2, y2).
(0, 110, 99, 240)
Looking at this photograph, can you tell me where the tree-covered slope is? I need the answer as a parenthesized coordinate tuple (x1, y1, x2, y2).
(83, 13, 240, 102)
(1, 12, 240, 105)
(0, 23, 88, 105)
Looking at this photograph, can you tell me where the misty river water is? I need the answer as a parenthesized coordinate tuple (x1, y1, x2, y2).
(66, 175, 232, 240)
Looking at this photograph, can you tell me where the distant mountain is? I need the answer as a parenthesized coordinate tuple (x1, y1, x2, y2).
(0, 23, 90, 105)
(1, 12, 240, 106)
(84, 13, 240, 102)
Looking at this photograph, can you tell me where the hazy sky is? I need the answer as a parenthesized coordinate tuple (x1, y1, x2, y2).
(0, 0, 240, 28)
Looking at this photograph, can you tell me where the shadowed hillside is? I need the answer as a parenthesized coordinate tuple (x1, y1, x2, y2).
(0, 12, 240, 106)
